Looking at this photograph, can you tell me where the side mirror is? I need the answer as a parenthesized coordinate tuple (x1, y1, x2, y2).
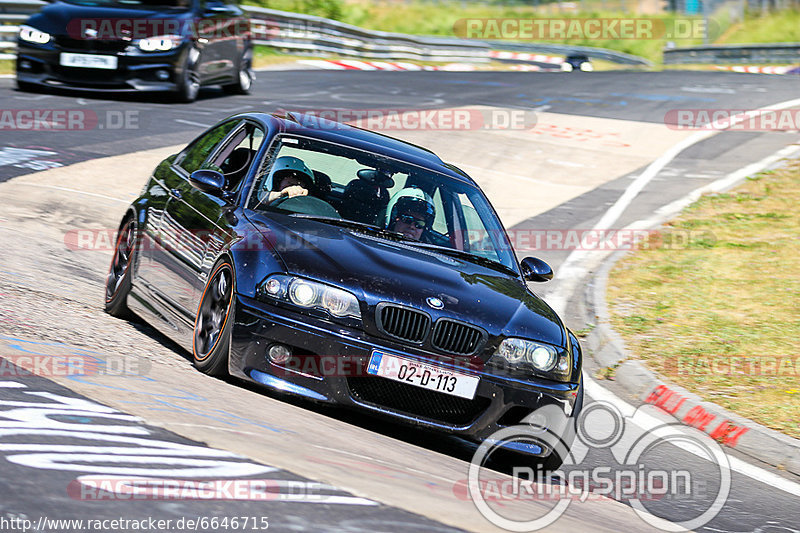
(520, 257, 553, 283)
(189, 169, 225, 195)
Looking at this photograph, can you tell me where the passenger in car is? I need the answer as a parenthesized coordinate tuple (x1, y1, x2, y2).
(385, 188, 436, 241)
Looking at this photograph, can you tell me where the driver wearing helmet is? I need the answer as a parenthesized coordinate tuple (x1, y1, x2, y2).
(262, 155, 314, 205)
(385, 187, 436, 241)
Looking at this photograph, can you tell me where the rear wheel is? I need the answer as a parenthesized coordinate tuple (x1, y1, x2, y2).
(193, 259, 234, 376)
(104, 217, 136, 318)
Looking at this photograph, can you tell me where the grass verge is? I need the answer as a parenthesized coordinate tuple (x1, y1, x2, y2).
(607, 159, 800, 438)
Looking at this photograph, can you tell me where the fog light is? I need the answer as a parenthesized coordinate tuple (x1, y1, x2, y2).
(267, 343, 292, 365)
(19, 60, 33, 70)
(155, 69, 169, 81)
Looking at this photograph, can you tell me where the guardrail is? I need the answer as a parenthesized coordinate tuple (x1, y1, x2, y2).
(664, 43, 800, 64)
(0, 0, 658, 66)
(242, 6, 488, 63)
(484, 40, 651, 66)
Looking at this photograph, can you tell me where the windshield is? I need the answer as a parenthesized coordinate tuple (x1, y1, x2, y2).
(247, 135, 519, 273)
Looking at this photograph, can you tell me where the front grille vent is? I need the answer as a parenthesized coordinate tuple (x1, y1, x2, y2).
(376, 304, 430, 343)
(431, 319, 485, 355)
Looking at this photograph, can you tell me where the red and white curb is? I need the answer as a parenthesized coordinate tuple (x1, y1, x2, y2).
(489, 50, 564, 65)
(297, 59, 476, 71)
(713, 65, 799, 75)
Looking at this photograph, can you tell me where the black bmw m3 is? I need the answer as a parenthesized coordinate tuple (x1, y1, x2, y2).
(105, 112, 584, 467)
(16, 0, 253, 101)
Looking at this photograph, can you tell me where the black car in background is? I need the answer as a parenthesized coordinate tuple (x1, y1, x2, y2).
(16, 0, 253, 101)
(105, 112, 584, 468)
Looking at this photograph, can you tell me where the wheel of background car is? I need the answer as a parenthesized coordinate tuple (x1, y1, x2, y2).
(15, 80, 40, 93)
(104, 216, 136, 318)
(270, 195, 341, 218)
(223, 48, 253, 95)
(176, 56, 200, 103)
(193, 258, 234, 376)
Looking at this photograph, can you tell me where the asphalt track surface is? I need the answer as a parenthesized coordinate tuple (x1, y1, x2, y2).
(1, 70, 800, 532)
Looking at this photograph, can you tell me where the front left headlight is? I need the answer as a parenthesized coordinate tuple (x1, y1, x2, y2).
(136, 34, 182, 52)
(19, 25, 51, 45)
(492, 337, 571, 379)
(259, 274, 361, 320)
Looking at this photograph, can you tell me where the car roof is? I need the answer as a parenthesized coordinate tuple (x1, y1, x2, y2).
(237, 112, 477, 185)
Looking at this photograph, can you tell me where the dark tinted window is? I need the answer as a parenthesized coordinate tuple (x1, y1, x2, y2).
(178, 121, 238, 173)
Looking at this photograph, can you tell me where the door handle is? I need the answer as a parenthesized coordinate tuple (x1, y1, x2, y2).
(170, 188, 182, 199)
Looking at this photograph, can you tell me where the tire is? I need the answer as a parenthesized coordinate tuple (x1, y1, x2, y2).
(535, 383, 584, 473)
(16, 80, 41, 93)
(193, 258, 234, 376)
(104, 217, 137, 318)
(222, 49, 253, 95)
(175, 57, 200, 103)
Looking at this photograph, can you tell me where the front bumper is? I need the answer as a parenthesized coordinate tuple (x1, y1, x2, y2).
(231, 294, 582, 453)
(16, 41, 188, 92)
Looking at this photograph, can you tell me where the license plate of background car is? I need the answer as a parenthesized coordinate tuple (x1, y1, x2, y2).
(60, 53, 118, 70)
(367, 350, 479, 400)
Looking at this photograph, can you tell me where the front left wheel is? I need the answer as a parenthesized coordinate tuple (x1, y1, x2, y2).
(222, 49, 253, 95)
(105, 217, 136, 318)
(193, 259, 235, 376)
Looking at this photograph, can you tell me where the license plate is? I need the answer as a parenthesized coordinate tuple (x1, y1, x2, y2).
(60, 53, 118, 70)
(367, 350, 479, 400)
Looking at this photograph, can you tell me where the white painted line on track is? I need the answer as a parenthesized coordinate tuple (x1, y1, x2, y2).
(585, 376, 800, 497)
(546, 96, 800, 315)
(12, 182, 129, 203)
(174, 119, 212, 128)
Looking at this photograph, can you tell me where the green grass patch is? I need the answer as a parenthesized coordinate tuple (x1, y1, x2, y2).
(607, 160, 800, 438)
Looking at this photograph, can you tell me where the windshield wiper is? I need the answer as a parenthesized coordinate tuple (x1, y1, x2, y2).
(410, 242, 518, 276)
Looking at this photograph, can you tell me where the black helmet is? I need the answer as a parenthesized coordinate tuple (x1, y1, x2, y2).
(386, 187, 436, 228)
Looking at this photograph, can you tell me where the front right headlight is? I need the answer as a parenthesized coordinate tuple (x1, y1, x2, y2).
(19, 25, 51, 45)
(259, 274, 361, 320)
(136, 34, 182, 52)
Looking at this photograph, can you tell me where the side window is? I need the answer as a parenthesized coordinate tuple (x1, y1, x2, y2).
(209, 123, 265, 191)
(431, 188, 448, 236)
(177, 121, 238, 174)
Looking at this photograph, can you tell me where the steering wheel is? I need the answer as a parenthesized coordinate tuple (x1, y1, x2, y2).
(270, 195, 342, 218)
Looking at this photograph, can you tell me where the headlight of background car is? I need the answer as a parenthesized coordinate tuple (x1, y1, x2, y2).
(492, 338, 571, 380)
(19, 25, 51, 44)
(136, 35, 182, 52)
(259, 274, 361, 319)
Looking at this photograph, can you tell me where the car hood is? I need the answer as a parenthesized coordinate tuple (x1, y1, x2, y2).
(248, 214, 565, 347)
(28, 2, 193, 37)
